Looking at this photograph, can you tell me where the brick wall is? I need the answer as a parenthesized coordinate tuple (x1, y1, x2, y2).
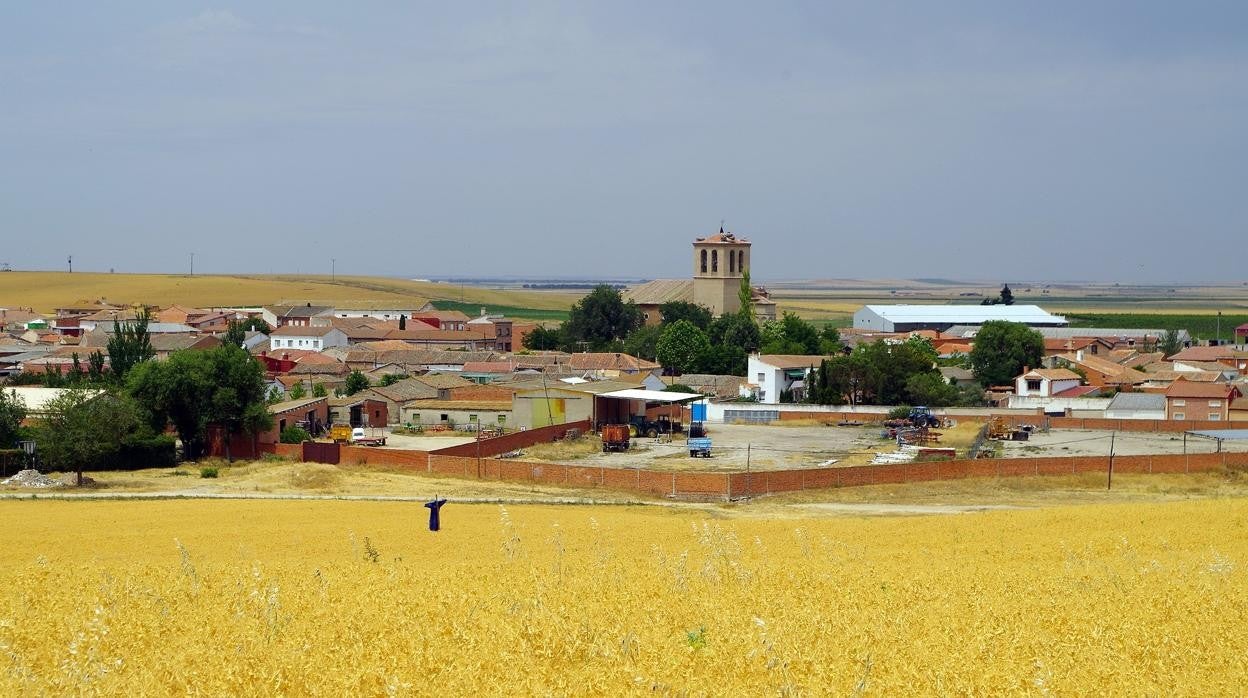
(429, 420, 592, 458)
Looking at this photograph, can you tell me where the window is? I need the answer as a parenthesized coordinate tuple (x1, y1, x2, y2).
(700, 249, 707, 273)
(758, 373, 765, 382)
(1173, 412, 1184, 420)
(1210, 413, 1222, 420)
(1173, 399, 1185, 407)
(738, 250, 745, 272)
(1026, 379, 1042, 392)
(440, 413, 449, 421)
(711, 250, 718, 272)
(1090, 345, 1098, 354)
(729, 250, 735, 273)
(1209, 401, 1221, 408)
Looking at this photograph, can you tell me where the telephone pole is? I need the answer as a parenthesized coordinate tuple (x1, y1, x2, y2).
(189, 252, 195, 276)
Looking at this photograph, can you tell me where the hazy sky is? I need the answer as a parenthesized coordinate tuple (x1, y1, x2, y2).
(3, 2, 1246, 282)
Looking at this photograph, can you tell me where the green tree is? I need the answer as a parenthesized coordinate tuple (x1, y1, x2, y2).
(87, 350, 106, 383)
(379, 373, 403, 387)
(128, 347, 271, 461)
(563, 285, 642, 351)
(206, 346, 272, 462)
(999, 284, 1015, 306)
(107, 309, 155, 383)
(1160, 328, 1183, 357)
(312, 382, 328, 397)
(265, 385, 284, 404)
(806, 353, 879, 405)
(344, 370, 370, 396)
(656, 320, 711, 374)
(819, 326, 843, 355)
(737, 270, 754, 320)
(398, 314, 407, 330)
(904, 372, 959, 407)
(280, 425, 310, 444)
(36, 389, 138, 485)
(288, 382, 307, 400)
(708, 314, 762, 354)
(522, 325, 563, 351)
(623, 325, 663, 361)
(693, 344, 748, 376)
(760, 313, 821, 355)
(241, 317, 271, 334)
(969, 321, 1044, 387)
(224, 320, 248, 347)
(0, 389, 27, 448)
(659, 301, 712, 331)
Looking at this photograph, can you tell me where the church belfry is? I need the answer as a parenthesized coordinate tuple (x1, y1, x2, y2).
(692, 227, 751, 316)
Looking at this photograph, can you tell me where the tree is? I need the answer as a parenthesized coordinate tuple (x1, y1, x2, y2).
(563, 285, 642, 351)
(659, 301, 712, 331)
(0, 389, 26, 448)
(224, 320, 248, 347)
(205, 346, 272, 462)
(379, 373, 403, 387)
(107, 309, 155, 383)
(806, 354, 879, 406)
(398, 314, 407, 330)
(87, 350, 106, 384)
(312, 382, 328, 398)
(522, 325, 563, 351)
(969, 321, 1044, 387)
(241, 317, 271, 334)
(737, 271, 754, 320)
(693, 344, 748, 376)
(280, 425, 310, 444)
(345, 370, 370, 396)
(760, 313, 821, 355)
(708, 314, 762, 354)
(36, 389, 137, 485)
(1160, 328, 1183, 357)
(656, 321, 711, 374)
(623, 325, 663, 361)
(904, 372, 959, 407)
(288, 382, 307, 400)
(128, 347, 271, 462)
(819, 326, 843, 355)
(266, 385, 284, 404)
(999, 284, 1015, 306)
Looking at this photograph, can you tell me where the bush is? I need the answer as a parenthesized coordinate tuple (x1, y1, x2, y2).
(887, 405, 913, 420)
(199, 466, 219, 479)
(95, 434, 177, 471)
(280, 426, 311, 444)
(261, 452, 292, 463)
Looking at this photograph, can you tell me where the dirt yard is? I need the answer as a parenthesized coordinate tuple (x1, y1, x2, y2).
(997, 428, 1248, 458)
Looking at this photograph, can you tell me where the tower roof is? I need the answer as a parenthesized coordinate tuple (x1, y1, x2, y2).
(694, 227, 750, 244)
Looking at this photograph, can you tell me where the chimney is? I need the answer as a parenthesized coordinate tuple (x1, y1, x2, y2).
(480, 307, 487, 317)
(1022, 365, 1029, 375)
(282, 353, 290, 361)
(1076, 349, 1084, 361)
(261, 350, 267, 358)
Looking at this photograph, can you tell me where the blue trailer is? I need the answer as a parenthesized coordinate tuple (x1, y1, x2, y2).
(687, 437, 712, 458)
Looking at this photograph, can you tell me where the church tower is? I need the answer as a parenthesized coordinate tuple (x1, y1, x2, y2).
(692, 228, 751, 316)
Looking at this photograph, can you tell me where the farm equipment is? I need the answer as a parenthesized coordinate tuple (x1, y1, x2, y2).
(329, 425, 353, 444)
(629, 415, 677, 438)
(908, 406, 942, 428)
(687, 436, 712, 458)
(688, 422, 706, 438)
(601, 424, 631, 453)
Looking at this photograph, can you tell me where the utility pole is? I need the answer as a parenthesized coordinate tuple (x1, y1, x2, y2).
(746, 443, 752, 501)
(67, 255, 72, 273)
(1107, 431, 1116, 490)
(1217, 311, 1222, 346)
(189, 252, 195, 276)
(331, 258, 336, 282)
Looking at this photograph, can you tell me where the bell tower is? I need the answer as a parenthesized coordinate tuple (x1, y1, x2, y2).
(692, 227, 751, 316)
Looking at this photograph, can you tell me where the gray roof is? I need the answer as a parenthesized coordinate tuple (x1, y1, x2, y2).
(939, 366, 975, 381)
(945, 325, 1191, 343)
(860, 304, 1066, 324)
(1105, 392, 1166, 411)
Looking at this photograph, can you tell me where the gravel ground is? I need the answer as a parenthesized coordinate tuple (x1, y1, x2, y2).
(996, 428, 1248, 458)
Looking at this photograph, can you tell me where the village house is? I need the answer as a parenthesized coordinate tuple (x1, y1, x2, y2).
(747, 354, 834, 404)
(1014, 368, 1083, 398)
(1104, 392, 1168, 420)
(269, 326, 348, 352)
(1164, 380, 1243, 421)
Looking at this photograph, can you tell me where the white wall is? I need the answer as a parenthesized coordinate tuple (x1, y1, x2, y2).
(1007, 396, 1112, 412)
(1105, 407, 1166, 420)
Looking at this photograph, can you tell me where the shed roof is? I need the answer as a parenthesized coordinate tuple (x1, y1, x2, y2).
(598, 389, 705, 403)
(862, 304, 1066, 324)
(1106, 392, 1167, 411)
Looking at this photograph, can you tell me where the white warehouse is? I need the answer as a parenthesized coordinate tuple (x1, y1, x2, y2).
(853, 304, 1068, 333)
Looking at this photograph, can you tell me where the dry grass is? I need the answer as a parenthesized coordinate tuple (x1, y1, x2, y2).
(0, 498, 1245, 693)
(520, 435, 604, 462)
(0, 272, 579, 314)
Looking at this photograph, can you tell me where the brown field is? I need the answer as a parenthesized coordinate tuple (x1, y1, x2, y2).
(0, 272, 580, 316)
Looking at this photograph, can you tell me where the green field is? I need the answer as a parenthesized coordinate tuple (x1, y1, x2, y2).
(1066, 313, 1248, 340)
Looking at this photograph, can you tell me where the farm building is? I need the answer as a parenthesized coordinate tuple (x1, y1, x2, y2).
(263, 397, 330, 443)
(853, 305, 1067, 333)
(1105, 392, 1167, 420)
(400, 400, 513, 430)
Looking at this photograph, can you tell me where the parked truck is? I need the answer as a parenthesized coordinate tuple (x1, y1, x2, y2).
(350, 427, 387, 447)
(601, 424, 631, 452)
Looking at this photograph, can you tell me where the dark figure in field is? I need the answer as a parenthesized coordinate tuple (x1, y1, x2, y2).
(425, 497, 447, 531)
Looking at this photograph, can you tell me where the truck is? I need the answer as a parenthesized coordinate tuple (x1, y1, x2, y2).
(601, 424, 631, 452)
(687, 436, 712, 458)
(350, 427, 387, 447)
(629, 414, 679, 438)
(330, 425, 353, 444)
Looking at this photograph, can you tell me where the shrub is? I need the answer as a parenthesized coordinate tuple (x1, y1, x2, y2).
(280, 426, 311, 444)
(887, 405, 913, 420)
(199, 466, 219, 479)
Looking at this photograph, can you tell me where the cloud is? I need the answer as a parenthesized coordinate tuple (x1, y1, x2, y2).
(157, 10, 251, 37)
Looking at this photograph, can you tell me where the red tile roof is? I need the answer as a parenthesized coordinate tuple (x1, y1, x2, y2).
(1163, 380, 1242, 399)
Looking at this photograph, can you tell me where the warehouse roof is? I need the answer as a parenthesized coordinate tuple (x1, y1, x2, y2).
(1106, 392, 1166, 411)
(860, 305, 1066, 324)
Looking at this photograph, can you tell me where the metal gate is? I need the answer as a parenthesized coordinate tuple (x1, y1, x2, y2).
(302, 441, 340, 464)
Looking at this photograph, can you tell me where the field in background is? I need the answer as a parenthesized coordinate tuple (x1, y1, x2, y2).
(0, 497, 1243, 693)
(0, 272, 580, 320)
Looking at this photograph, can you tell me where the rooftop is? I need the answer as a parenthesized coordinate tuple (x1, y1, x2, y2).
(861, 304, 1067, 325)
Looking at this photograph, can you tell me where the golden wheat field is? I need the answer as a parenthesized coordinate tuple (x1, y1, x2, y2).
(0, 272, 579, 315)
(0, 499, 1245, 695)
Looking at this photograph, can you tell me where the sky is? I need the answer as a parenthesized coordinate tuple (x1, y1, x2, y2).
(2, 2, 1246, 283)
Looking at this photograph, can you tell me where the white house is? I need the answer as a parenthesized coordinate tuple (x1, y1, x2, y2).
(1014, 368, 1082, 398)
(747, 354, 828, 404)
(269, 326, 348, 352)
